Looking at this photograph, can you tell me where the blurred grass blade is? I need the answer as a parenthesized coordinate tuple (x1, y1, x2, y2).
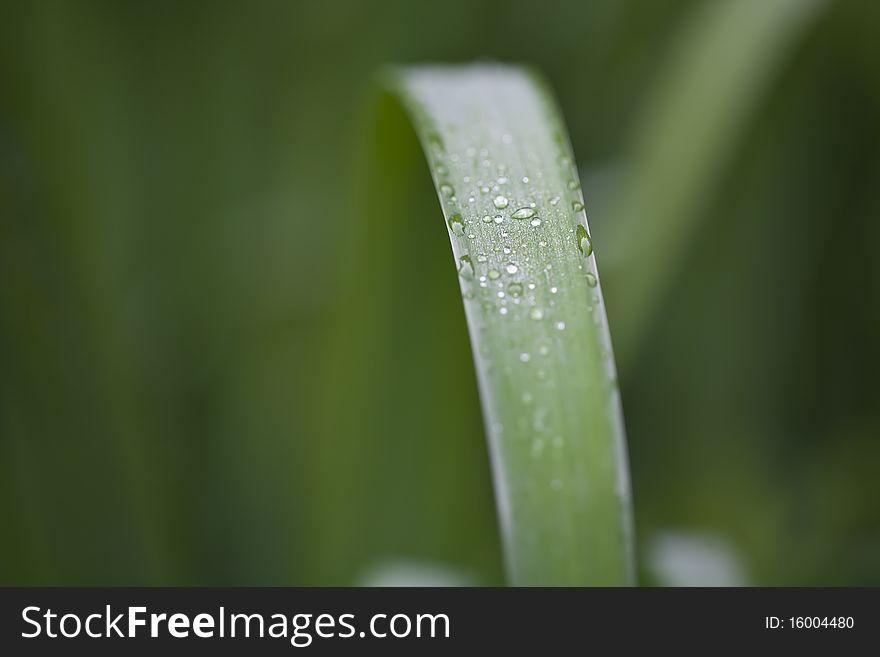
(603, 0, 829, 366)
(318, 65, 634, 585)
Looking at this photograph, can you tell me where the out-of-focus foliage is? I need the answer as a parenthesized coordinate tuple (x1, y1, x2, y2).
(0, 0, 877, 585)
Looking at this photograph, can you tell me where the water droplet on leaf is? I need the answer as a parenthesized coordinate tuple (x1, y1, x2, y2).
(427, 131, 444, 151)
(576, 224, 593, 256)
(458, 255, 474, 280)
(511, 207, 536, 220)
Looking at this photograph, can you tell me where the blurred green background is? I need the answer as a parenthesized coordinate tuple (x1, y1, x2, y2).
(1, 0, 878, 585)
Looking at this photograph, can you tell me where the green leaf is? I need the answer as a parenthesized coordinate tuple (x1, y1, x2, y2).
(604, 0, 830, 366)
(317, 65, 634, 585)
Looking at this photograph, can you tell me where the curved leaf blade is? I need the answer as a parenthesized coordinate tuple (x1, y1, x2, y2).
(387, 65, 635, 585)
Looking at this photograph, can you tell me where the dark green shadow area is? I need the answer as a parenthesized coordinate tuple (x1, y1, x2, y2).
(309, 88, 503, 585)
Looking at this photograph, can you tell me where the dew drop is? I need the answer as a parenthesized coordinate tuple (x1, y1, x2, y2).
(567, 179, 580, 191)
(511, 207, 536, 220)
(585, 272, 597, 287)
(550, 286, 558, 294)
(530, 218, 542, 227)
(493, 195, 509, 209)
(493, 215, 504, 224)
(555, 321, 566, 331)
(508, 282, 523, 297)
(549, 196, 560, 206)
(488, 269, 501, 280)
(576, 224, 593, 256)
(520, 352, 531, 363)
(435, 163, 448, 176)
(476, 254, 488, 263)
(505, 263, 518, 274)
(427, 131, 444, 151)
(440, 182, 455, 197)
(448, 213, 464, 235)
(481, 215, 494, 224)
(499, 307, 508, 315)
(458, 254, 474, 280)
(572, 200, 584, 213)
(529, 308, 544, 321)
